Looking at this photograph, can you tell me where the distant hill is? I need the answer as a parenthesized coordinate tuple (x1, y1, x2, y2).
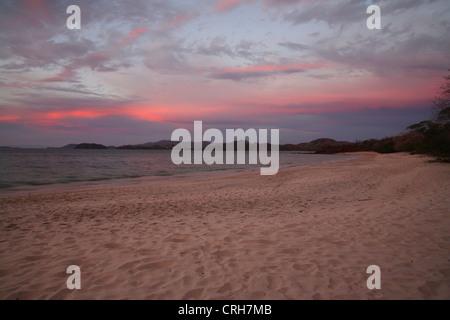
(49, 138, 351, 152)
(74, 143, 108, 149)
(6, 136, 413, 155)
(140, 140, 177, 148)
(3, 134, 432, 155)
(117, 140, 276, 151)
(116, 139, 349, 152)
(49, 137, 389, 154)
(61, 144, 77, 149)
(296, 138, 352, 151)
(117, 140, 175, 150)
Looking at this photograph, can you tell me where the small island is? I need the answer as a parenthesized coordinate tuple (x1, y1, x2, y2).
(74, 143, 108, 149)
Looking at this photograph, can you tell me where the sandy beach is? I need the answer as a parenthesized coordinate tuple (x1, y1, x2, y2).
(0, 152, 449, 300)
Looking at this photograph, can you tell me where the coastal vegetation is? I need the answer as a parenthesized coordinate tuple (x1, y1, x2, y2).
(314, 70, 450, 161)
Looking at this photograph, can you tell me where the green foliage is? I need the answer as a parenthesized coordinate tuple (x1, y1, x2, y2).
(407, 121, 435, 133)
(433, 72, 450, 124)
(373, 137, 396, 154)
(406, 70, 450, 162)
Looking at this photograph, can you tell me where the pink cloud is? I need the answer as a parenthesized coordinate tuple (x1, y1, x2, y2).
(213, 0, 253, 11)
(130, 28, 147, 35)
(162, 13, 198, 30)
(118, 27, 148, 46)
(0, 69, 437, 132)
(23, 0, 52, 24)
(0, 116, 20, 122)
(41, 69, 75, 82)
(44, 110, 109, 120)
(63, 28, 147, 72)
(0, 105, 170, 128)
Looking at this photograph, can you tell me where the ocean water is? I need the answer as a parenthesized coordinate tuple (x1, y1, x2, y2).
(0, 148, 358, 192)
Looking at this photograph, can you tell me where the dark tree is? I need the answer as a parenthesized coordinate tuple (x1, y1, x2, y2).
(407, 70, 450, 161)
(432, 71, 450, 124)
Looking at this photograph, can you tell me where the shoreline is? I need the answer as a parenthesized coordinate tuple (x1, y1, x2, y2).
(0, 152, 449, 299)
(0, 152, 360, 196)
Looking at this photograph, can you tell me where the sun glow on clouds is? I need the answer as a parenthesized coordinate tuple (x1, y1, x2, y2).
(0, 0, 449, 146)
(118, 27, 148, 46)
(213, 0, 253, 11)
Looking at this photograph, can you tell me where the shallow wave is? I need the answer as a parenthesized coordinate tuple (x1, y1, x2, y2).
(0, 149, 359, 191)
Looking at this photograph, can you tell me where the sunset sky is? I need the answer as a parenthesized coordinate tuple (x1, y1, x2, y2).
(0, 0, 449, 147)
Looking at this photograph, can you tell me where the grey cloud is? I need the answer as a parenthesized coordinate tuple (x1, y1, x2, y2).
(209, 68, 305, 81)
(283, 0, 366, 26)
(282, 0, 443, 26)
(196, 37, 268, 63)
(315, 32, 449, 76)
(285, 0, 450, 76)
(144, 40, 193, 74)
(40, 85, 104, 97)
(278, 41, 309, 51)
(0, 0, 191, 77)
(2, 95, 141, 112)
(196, 36, 235, 57)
